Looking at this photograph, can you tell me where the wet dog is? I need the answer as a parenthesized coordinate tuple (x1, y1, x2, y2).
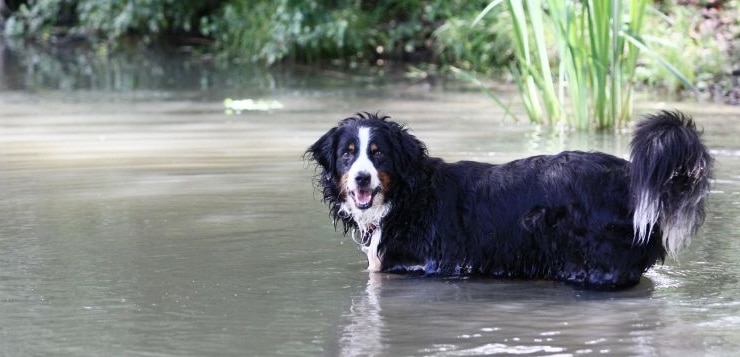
(305, 111, 712, 290)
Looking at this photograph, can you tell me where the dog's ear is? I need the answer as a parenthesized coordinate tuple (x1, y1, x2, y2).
(305, 126, 338, 178)
(306, 125, 348, 231)
(387, 123, 428, 192)
(392, 124, 428, 170)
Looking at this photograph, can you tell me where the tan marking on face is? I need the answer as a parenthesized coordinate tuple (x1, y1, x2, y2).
(339, 173, 349, 200)
(348, 143, 355, 154)
(378, 171, 392, 192)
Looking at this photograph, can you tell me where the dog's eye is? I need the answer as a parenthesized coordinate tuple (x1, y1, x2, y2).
(369, 143, 383, 160)
(342, 144, 355, 159)
(341, 144, 355, 161)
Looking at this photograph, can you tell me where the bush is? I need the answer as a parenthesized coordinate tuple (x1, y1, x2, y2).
(203, 0, 366, 65)
(3, 0, 215, 45)
(3, 0, 496, 66)
(433, 8, 512, 75)
(203, 0, 497, 65)
(635, 2, 737, 93)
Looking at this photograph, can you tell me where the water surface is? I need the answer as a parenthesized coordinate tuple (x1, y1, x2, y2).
(2, 53, 740, 356)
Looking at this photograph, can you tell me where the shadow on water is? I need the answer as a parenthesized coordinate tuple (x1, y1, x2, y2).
(0, 41, 422, 100)
(2, 41, 740, 356)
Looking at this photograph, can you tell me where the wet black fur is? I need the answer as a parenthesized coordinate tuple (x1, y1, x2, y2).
(306, 111, 712, 290)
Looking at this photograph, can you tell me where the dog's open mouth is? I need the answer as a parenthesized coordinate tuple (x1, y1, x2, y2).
(350, 188, 380, 209)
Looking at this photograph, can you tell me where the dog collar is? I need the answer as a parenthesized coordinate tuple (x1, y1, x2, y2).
(363, 224, 377, 246)
(352, 224, 377, 247)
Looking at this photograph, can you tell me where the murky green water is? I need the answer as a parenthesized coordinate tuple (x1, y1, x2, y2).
(2, 48, 740, 356)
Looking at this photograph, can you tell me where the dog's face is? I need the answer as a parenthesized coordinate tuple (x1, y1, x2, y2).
(335, 125, 391, 210)
(306, 113, 427, 229)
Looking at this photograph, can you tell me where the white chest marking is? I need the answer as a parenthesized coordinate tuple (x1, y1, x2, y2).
(361, 228, 382, 272)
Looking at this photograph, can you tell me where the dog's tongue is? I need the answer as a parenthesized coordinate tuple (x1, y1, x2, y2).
(356, 189, 373, 206)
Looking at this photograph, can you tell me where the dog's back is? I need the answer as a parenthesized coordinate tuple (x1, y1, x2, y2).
(381, 150, 661, 289)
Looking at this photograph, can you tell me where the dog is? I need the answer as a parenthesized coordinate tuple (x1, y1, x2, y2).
(305, 111, 712, 290)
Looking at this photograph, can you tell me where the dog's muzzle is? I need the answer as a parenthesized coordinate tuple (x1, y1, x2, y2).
(351, 172, 380, 209)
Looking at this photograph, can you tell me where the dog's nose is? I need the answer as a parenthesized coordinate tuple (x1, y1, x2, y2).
(355, 172, 371, 187)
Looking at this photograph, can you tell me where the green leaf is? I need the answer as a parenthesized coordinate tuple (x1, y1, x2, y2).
(449, 66, 520, 122)
(472, 0, 507, 27)
(621, 29, 696, 91)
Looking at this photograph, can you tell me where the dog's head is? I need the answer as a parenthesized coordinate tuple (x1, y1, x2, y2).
(305, 113, 427, 232)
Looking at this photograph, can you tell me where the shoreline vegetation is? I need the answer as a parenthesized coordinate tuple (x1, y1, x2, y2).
(1, 0, 738, 127)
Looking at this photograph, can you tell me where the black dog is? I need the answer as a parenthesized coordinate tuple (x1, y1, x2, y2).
(306, 111, 712, 290)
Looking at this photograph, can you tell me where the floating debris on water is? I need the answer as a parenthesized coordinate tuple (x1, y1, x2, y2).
(223, 98, 284, 114)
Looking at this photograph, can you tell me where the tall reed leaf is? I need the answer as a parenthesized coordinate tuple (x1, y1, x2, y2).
(450, 66, 520, 122)
(475, 0, 694, 130)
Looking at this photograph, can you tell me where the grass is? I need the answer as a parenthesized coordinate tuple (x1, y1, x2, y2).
(473, 0, 694, 131)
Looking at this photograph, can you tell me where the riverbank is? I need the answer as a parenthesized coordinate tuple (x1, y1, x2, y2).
(1, 0, 737, 104)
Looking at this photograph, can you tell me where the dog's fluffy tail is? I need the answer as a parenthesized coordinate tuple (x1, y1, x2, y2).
(630, 111, 712, 257)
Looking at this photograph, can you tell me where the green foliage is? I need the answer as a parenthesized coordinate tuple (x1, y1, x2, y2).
(205, 0, 495, 65)
(433, 12, 512, 74)
(203, 0, 365, 65)
(474, 0, 695, 130)
(634, 4, 732, 93)
(3, 0, 66, 40)
(2, 0, 734, 104)
(4, 0, 213, 45)
(3, 0, 499, 66)
(75, 0, 208, 42)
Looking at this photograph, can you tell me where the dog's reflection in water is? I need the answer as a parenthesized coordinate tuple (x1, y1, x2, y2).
(339, 273, 385, 357)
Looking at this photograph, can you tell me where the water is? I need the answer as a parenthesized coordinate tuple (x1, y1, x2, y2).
(2, 49, 740, 356)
